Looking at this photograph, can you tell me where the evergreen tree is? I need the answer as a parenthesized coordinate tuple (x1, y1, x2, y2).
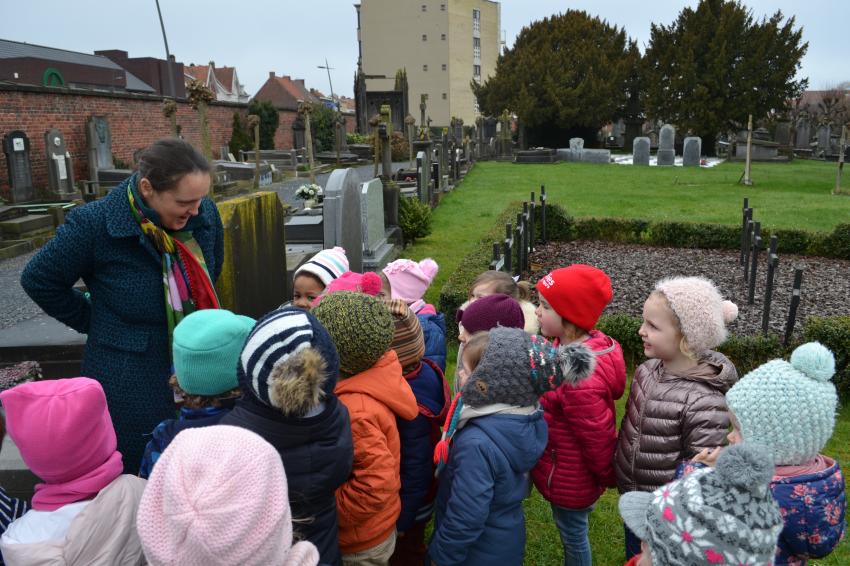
(247, 100, 280, 149)
(642, 0, 807, 154)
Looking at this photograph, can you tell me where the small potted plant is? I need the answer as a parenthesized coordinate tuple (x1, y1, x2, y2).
(295, 183, 323, 209)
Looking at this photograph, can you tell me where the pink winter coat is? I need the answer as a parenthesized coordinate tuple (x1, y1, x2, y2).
(531, 330, 627, 509)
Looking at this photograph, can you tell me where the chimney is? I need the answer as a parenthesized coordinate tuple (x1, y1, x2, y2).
(295, 79, 305, 87)
(269, 71, 276, 78)
(209, 61, 215, 68)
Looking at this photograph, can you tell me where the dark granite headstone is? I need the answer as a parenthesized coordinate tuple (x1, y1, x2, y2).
(2, 131, 35, 203)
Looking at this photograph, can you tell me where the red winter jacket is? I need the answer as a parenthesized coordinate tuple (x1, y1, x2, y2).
(531, 330, 627, 509)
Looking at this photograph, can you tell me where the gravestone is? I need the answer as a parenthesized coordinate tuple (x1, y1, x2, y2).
(2, 131, 35, 203)
(657, 124, 676, 166)
(795, 118, 811, 149)
(44, 128, 75, 196)
(580, 149, 611, 164)
(817, 124, 831, 155)
(413, 140, 433, 205)
(682, 137, 702, 167)
(360, 178, 396, 270)
(775, 121, 791, 148)
(322, 168, 363, 272)
(86, 116, 132, 185)
(569, 138, 584, 151)
(632, 137, 650, 166)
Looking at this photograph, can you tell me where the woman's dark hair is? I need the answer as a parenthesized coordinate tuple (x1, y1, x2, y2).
(138, 138, 211, 192)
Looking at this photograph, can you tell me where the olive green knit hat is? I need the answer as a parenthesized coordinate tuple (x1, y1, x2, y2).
(312, 291, 395, 377)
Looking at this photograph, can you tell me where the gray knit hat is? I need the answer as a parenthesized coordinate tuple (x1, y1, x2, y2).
(619, 443, 783, 566)
(460, 327, 595, 408)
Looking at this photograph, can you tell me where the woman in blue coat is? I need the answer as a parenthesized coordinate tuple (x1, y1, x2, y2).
(21, 138, 224, 472)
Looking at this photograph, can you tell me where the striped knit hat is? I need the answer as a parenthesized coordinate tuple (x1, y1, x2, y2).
(312, 292, 395, 378)
(294, 247, 349, 288)
(238, 307, 339, 417)
(384, 299, 426, 374)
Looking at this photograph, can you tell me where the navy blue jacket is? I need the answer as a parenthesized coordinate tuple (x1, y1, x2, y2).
(138, 403, 234, 479)
(20, 175, 224, 472)
(221, 394, 354, 566)
(429, 411, 547, 566)
(418, 312, 446, 373)
(397, 358, 449, 533)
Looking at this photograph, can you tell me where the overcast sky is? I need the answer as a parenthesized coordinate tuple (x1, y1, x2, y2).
(1, 0, 846, 97)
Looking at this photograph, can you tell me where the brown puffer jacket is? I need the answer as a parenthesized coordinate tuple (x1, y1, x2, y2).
(615, 351, 737, 494)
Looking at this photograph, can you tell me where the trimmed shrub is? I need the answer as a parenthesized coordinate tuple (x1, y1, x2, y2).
(717, 333, 784, 376)
(803, 316, 850, 398)
(399, 196, 433, 247)
(597, 313, 645, 367)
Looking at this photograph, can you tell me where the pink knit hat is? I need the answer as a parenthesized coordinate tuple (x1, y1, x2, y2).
(0, 377, 123, 511)
(383, 258, 439, 304)
(654, 276, 738, 354)
(137, 425, 319, 566)
(325, 271, 382, 296)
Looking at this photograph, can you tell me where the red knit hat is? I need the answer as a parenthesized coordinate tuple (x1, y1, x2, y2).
(536, 265, 612, 331)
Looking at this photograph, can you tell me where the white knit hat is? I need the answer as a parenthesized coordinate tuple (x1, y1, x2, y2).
(294, 247, 349, 287)
(655, 276, 738, 354)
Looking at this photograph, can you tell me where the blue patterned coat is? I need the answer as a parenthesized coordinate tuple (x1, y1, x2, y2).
(21, 175, 224, 472)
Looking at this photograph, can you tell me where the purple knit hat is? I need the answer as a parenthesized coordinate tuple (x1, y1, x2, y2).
(458, 294, 525, 335)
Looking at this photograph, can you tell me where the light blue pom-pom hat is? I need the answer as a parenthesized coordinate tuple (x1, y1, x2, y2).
(726, 342, 837, 466)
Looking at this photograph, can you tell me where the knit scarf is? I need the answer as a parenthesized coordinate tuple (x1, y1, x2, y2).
(128, 181, 219, 344)
(32, 450, 123, 511)
(433, 392, 463, 477)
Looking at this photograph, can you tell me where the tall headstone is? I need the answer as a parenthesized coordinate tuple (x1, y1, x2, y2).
(322, 168, 363, 272)
(817, 124, 832, 155)
(440, 131, 449, 191)
(657, 124, 676, 166)
(795, 117, 811, 149)
(361, 178, 396, 270)
(632, 137, 650, 166)
(44, 128, 75, 196)
(2, 131, 35, 203)
(412, 140, 433, 205)
(85, 116, 131, 184)
(775, 121, 791, 148)
(682, 137, 702, 167)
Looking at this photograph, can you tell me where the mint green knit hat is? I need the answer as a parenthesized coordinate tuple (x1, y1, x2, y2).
(312, 291, 394, 377)
(173, 310, 257, 396)
(726, 342, 837, 466)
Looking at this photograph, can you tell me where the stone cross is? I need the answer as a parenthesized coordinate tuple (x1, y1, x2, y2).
(743, 114, 753, 186)
(419, 94, 429, 140)
(299, 102, 316, 184)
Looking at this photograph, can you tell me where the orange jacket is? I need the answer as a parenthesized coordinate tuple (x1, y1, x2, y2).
(334, 350, 418, 554)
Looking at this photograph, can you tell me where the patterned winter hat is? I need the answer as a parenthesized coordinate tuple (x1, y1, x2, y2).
(383, 258, 439, 304)
(458, 293, 525, 335)
(137, 425, 320, 566)
(294, 246, 349, 288)
(312, 291, 395, 377)
(239, 307, 340, 417)
(726, 342, 837, 466)
(384, 299, 426, 374)
(460, 327, 595, 408)
(654, 276, 738, 355)
(619, 443, 783, 566)
(324, 271, 382, 296)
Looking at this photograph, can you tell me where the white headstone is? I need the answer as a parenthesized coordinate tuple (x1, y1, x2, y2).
(657, 124, 676, 166)
(633, 137, 650, 166)
(361, 179, 386, 256)
(322, 168, 363, 272)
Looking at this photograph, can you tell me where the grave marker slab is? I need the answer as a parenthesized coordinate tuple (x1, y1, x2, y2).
(322, 168, 363, 272)
(657, 124, 676, 166)
(361, 178, 397, 270)
(633, 137, 650, 166)
(682, 137, 702, 166)
(44, 128, 75, 196)
(2, 131, 35, 203)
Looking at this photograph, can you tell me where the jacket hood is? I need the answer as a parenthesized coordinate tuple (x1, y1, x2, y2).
(660, 350, 738, 392)
(0, 475, 146, 565)
(335, 350, 418, 421)
(470, 411, 547, 473)
(224, 394, 347, 448)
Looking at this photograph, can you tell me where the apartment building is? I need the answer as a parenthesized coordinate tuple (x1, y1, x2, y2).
(356, 0, 501, 126)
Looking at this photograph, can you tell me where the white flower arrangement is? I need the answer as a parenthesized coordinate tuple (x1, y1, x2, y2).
(295, 183, 323, 200)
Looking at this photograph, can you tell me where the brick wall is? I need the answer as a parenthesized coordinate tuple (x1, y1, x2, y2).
(273, 109, 298, 151)
(0, 85, 248, 199)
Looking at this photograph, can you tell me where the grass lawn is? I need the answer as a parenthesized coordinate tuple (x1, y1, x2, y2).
(407, 160, 850, 565)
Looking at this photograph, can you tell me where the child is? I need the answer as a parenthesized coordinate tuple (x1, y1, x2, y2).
(382, 258, 446, 371)
(139, 308, 255, 479)
(615, 276, 738, 560)
(0, 418, 29, 562)
(313, 292, 418, 565)
(221, 306, 354, 566)
(532, 264, 627, 566)
(383, 299, 450, 566)
(0, 377, 146, 564)
(292, 246, 349, 309)
(465, 270, 537, 334)
(429, 327, 595, 566)
(689, 342, 845, 565)
(618, 443, 784, 566)
(137, 425, 319, 566)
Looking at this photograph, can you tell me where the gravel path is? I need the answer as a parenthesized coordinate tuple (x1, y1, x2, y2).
(529, 240, 850, 336)
(0, 250, 41, 329)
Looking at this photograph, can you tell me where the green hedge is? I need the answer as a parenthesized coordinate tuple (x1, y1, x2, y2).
(553, 213, 850, 259)
(804, 316, 850, 397)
